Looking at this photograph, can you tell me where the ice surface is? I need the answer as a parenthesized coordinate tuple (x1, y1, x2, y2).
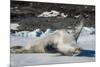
(11, 53, 95, 66)
(10, 27, 95, 66)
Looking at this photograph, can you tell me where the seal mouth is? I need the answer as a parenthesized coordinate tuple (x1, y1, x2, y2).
(72, 48, 81, 56)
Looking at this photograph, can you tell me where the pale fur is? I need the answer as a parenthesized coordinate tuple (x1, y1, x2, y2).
(11, 29, 81, 56)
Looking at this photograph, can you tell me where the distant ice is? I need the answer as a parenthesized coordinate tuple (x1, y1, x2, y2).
(11, 27, 95, 38)
(10, 23, 19, 30)
(14, 31, 29, 37)
(37, 10, 68, 18)
(28, 29, 43, 38)
(60, 13, 68, 18)
(74, 15, 81, 18)
(41, 29, 53, 37)
(80, 27, 95, 36)
(37, 10, 60, 17)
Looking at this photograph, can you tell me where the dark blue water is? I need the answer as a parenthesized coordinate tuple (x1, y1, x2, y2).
(78, 50, 95, 57)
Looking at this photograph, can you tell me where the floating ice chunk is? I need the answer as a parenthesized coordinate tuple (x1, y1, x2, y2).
(37, 10, 69, 18)
(60, 13, 68, 18)
(83, 27, 95, 33)
(45, 29, 53, 33)
(11, 23, 19, 30)
(41, 29, 54, 37)
(37, 10, 60, 17)
(16, 10, 20, 12)
(15, 31, 29, 37)
(74, 15, 81, 18)
(50, 10, 60, 16)
(14, 6, 18, 9)
(28, 29, 43, 38)
(37, 11, 50, 17)
(80, 27, 95, 35)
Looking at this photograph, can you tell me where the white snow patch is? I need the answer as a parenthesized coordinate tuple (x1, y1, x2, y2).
(41, 29, 53, 37)
(15, 31, 29, 37)
(37, 10, 60, 17)
(28, 29, 43, 38)
(60, 13, 68, 18)
(74, 15, 81, 18)
(10, 23, 19, 30)
(37, 10, 68, 18)
(80, 27, 95, 36)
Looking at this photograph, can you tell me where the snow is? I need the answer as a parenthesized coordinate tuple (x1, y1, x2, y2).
(10, 23, 19, 30)
(60, 13, 68, 18)
(37, 10, 68, 18)
(11, 53, 95, 66)
(13, 29, 43, 38)
(80, 27, 95, 36)
(15, 31, 29, 37)
(10, 27, 95, 66)
(37, 10, 60, 17)
(14, 6, 18, 9)
(28, 29, 43, 38)
(74, 15, 81, 18)
(12, 28, 54, 38)
(41, 29, 53, 37)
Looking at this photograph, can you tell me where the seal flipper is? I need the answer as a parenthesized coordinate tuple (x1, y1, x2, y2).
(73, 15, 85, 41)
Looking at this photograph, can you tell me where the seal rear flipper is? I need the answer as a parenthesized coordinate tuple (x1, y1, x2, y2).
(10, 46, 24, 53)
(73, 15, 85, 41)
